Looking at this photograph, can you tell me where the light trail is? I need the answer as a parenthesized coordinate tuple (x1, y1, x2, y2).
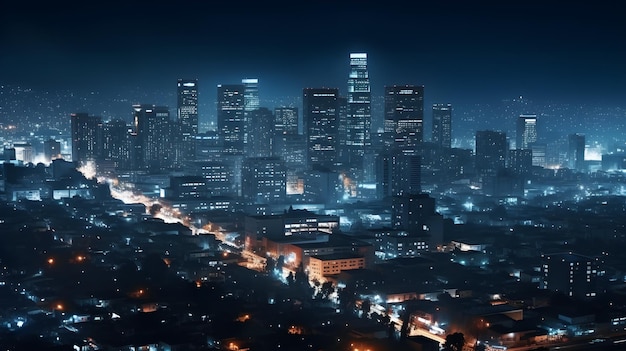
(106, 179, 189, 226)
(74, 164, 191, 228)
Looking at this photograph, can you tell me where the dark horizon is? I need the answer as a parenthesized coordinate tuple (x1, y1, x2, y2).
(1, 1, 625, 107)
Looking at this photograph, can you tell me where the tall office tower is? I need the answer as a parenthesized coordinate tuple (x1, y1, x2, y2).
(102, 119, 132, 170)
(274, 107, 298, 135)
(303, 88, 340, 170)
(376, 149, 421, 199)
(509, 149, 532, 178)
(516, 114, 538, 149)
(217, 84, 245, 155)
(133, 104, 172, 172)
(345, 53, 371, 168)
(475, 130, 507, 176)
(43, 139, 62, 163)
(337, 96, 348, 165)
(243, 78, 259, 151)
(568, 133, 586, 171)
(273, 106, 299, 161)
(241, 156, 286, 204)
(247, 107, 274, 157)
(177, 79, 199, 164)
(70, 112, 102, 165)
(280, 135, 307, 170)
(242, 78, 259, 112)
(384, 85, 424, 150)
(432, 103, 452, 148)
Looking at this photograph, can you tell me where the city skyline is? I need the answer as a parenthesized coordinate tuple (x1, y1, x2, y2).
(4, 3, 626, 350)
(1, 1, 625, 108)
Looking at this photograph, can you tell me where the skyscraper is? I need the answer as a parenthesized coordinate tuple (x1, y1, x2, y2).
(246, 107, 274, 158)
(345, 53, 371, 168)
(217, 84, 245, 155)
(508, 149, 532, 178)
(242, 78, 259, 153)
(242, 78, 259, 112)
(274, 107, 298, 135)
(516, 114, 537, 149)
(432, 103, 452, 148)
(384, 85, 424, 150)
(133, 104, 172, 171)
(273, 107, 300, 162)
(70, 112, 102, 165)
(568, 133, 585, 171)
(102, 119, 132, 170)
(177, 79, 198, 163)
(242, 156, 287, 204)
(376, 148, 421, 199)
(303, 88, 340, 170)
(475, 130, 507, 176)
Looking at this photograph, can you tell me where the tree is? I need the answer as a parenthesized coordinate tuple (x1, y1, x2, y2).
(294, 263, 308, 286)
(443, 332, 465, 351)
(286, 271, 295, 286)
(337, 283, 357, 314)
(265, 256, 276, 274)
(321, 281, 334, 300)
(276, 255, 285, 272)
(360, 299, 371, 318)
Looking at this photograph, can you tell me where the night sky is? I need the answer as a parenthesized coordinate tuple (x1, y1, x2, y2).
(1, 0, 625, 107)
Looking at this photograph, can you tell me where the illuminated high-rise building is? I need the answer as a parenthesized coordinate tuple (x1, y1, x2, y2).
(177, 79, 198, 163)
(274, 107, 298, 135)
(247, 107, 274, 157)
(133, 104, 172, 172)
(102, 119, 132, 170)
(516, 114, 537, 149)
(242, 156, 286, 204)
(509, 149, 532, 178)
(190, 160, 234, 196)
(345, 53, 371, 168)
(70, 112, 102, 165)
(274, 107, 301, 165)
(376, 148, 421, 199)
(303, 88, 340, 170)
(568, 133, 585, 171)
(384, 85, 424, 150)
(530, 142, 547, 167)
(242, 78, 259, 112)
(217, 84, 245, 155)
(432, 103, 452, 148)
(242, 78, 259, 153)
